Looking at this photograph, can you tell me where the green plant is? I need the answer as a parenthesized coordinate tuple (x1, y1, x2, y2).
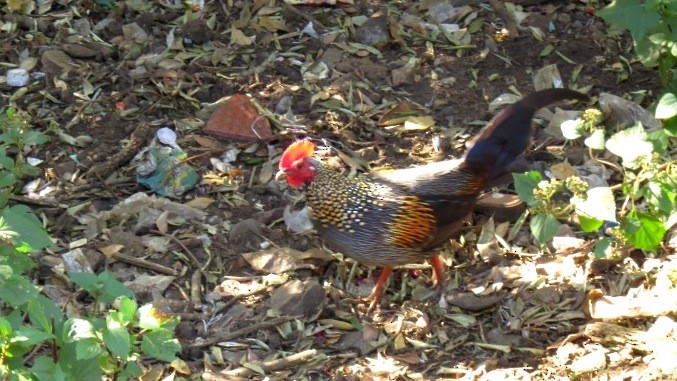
(598, 0, 677, 90)
(0, 108, 48, 191)
(598, 0, 677, 137)
(0, 108, 181, 380)
(514, 107, 676, 257)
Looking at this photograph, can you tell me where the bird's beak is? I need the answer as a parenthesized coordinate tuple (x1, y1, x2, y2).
(275, 169, 287, 182)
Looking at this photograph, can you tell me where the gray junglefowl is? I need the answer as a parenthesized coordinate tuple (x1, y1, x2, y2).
(276, 88, 589, 309)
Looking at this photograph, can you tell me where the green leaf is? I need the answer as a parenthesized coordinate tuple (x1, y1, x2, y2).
(65, 318, 97, 341)
(572, 187, 617, 223)
(69, 272, 100, 296)
(647, 129, 669, 154)
(138, 304, 162, 330)
(578, 215, 604, 232)
(12, 326, 53, 347)
(57, 341, 104, 381)
(98, 272, 134, 304)
(655, 92, 677, 119)
(605, 123, 653, 168)
(119, 362, 143, 380)
(0, 171, 16, 188)
(103, 319, 130, 358)
(22, 131, 48, 146)
(560, 119, 585, 139)
(141, 330, 180, 362)
(593, 238, 613, 259)
(0, 244, 36, 274)
(621, 210, 666, 251)
(512, 171, 542, 206)
(1, 205, 53, 252)
(74, 337, 104, 360)
(0, 317, 13, 337)
(643, 182, 675, 214)
(28, 295, 64, 336)
(663, 117, 677, 136)
(0, 266, 38, 306)
(530, 213, 560, 244)
(584, 129, 606, 150)
(31, 356, 66, 381)
(118, 296, 138, 324)
(597, 0, 661, 41)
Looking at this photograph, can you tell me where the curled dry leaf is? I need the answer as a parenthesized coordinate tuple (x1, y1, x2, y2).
(445, 290, 506, 311)
(241, 247, 333, 274)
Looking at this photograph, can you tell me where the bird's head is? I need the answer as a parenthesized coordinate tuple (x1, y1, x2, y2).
(276, 140, 317, 189)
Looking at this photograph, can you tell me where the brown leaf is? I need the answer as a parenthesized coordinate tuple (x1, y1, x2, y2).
(378, 102, 426, 127)
(446, 290, 506, 311)
(241, 247, 333, 274)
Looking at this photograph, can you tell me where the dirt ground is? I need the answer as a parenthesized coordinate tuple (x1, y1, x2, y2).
(1, 0, 674, 380)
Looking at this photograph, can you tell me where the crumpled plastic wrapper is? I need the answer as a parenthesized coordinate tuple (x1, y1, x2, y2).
(135, 128, 199, 197)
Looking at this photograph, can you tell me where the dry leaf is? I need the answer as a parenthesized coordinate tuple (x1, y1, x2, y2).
(242, 247, 333, 274)
(100, 244, 124, 257)
(403, 115, 436, 131)
(259, 161, 273, 184)
(184, 197, 215, 209)
(190, 135, 224, 149)
(231, 27, 253, 46)
(156, 210, 170, 234)
(550, 162, 576, 180)
(378, 102, 426, 126)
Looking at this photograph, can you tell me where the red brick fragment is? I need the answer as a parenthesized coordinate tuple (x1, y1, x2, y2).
(204, 95, 273, 142)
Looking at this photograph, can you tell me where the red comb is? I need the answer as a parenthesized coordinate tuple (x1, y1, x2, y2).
(280, 140, 315, 169)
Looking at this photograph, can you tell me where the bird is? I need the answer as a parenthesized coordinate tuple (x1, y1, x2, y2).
(276, 88, 589, 309)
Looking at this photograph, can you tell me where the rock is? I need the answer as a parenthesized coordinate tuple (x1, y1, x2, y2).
(353, 14, 390, 47)
(61, 248, 93, 274)
(229, 218, 266, 248)
(6, 68, 29, 87)
(204, 95, 273, 142)
(268, 278, 326, 319)
(135, 207, 163, 235)
(391, 57, 420, 87)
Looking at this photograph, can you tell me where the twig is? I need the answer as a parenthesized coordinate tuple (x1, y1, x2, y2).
(55, 176, 134, 197)
(171, 286, 270, 321)
(8, 195, 64, 208)
(111, 252, 178, 276)
(151, 229, 201, 268)
(188, 315, 298, 349)
(205, 349, 325, 378)
(84, 122, 154, 179)
(190, 270, 202, 309)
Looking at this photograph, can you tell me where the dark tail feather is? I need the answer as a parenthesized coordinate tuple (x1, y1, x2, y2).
(464, 88, 589, 178)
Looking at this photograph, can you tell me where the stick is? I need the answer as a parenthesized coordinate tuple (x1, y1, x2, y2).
(188, 315, 298, 349)
(111, 252, 178, 276)
(205, 349, 325, 378)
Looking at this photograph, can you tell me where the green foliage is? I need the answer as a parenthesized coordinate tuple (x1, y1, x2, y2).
(0, 108, 180, 380)
(598, 0, 677, 147)
(0, 109, 48, 184)
(598, 0, 677, 89)
(513, 107, 676, 256)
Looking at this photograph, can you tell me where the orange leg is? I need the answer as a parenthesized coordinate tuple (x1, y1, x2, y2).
(430, 255, 445, 288)
(367, 267, 393, 311)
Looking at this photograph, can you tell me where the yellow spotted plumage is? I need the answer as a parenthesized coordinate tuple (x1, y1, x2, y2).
(387, 196, 436, 250)
(306, 167, 388, 233)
